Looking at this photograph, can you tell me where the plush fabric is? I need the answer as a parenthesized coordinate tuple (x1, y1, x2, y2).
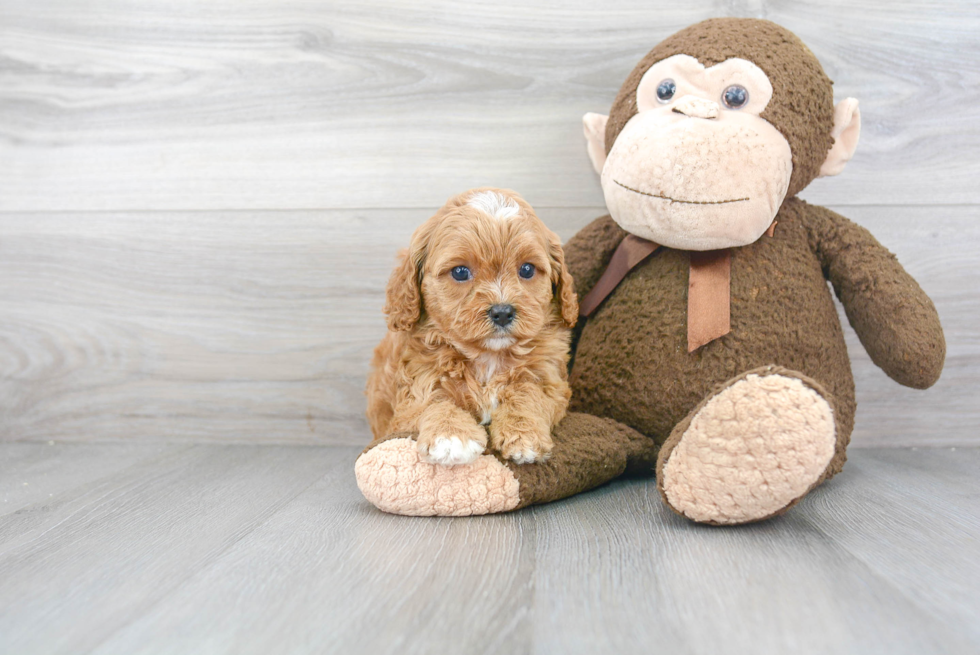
(355, 414, 658, 516)
(511, 413, 658, 508)
(599, 53, 794, 251)
(604, 18, 835, 199)
(355, 434, 521, 516)
(806, 204, 945, 389)
(818, 98, 861, 177)
(569, 200, 852, 457)
(635, 56, 774, 115)
(600, 107, 793, 250)
(656, 367, 836, 525)
(560, 199, 943, 523)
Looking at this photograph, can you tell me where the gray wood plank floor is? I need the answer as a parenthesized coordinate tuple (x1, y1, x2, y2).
(0, 443, 977, 655)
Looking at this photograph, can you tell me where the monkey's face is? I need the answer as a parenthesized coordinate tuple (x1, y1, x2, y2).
(600, 55, 793, 251)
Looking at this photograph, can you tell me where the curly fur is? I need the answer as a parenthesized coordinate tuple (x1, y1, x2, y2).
(366, 188, 578, 464)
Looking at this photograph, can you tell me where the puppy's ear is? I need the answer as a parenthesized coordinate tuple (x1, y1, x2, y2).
(384, 219, 434, 332)
(547, 232, 579, 328)
(383, 248, 421, 331)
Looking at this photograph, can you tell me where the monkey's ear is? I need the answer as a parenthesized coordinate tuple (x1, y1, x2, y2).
(583, 113, 609, 174)
(548, 233, 579, 328)
(818, 98, 861, 178)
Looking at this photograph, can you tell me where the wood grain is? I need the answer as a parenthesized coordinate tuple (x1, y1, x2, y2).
(90, 448, 535, 655)
(529, 468, 977, 654)
(0, 0, 977, 211)
(0, 441, 178, 516)
(805, 447, 980, 640)
(1, 205, 977, 446)
(0, 443, 975, 654)
(0, 444, 346, 654)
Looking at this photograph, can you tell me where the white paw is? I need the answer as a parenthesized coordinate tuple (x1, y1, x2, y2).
(419, 436, 486, 466)
(507, 448, 550, 465)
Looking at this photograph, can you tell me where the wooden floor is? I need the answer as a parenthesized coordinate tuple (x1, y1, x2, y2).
(1, 443, 977, 655)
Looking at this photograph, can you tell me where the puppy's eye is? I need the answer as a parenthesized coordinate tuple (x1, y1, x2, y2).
(451, 266, 471, 281)
(518, 263, 535, 279)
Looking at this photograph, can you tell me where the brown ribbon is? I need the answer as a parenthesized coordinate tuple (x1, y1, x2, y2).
(580, 242, 730, 353)
(579, 235, 661, 318)
(579, 224, 781, 352)
(687, 250, 731, 352)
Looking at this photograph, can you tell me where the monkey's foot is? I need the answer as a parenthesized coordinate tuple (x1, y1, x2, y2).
(657, 367, 837, 525)
(355, 414, 656, 517)
(355, 435, 520, 516)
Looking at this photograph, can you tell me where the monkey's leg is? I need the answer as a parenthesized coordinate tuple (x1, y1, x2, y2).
(354, 413, 657, 516)
(656, 366, 842, 525)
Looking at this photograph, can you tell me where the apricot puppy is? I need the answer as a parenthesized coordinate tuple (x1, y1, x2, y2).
(366, 188, 578, 465)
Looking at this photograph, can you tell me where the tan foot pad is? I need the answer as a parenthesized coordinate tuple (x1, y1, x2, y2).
(354, 437, 521, 516)
(661, 373, 836, 524)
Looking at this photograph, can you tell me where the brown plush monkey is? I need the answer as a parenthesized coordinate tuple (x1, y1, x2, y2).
(355, 18, 945, 524)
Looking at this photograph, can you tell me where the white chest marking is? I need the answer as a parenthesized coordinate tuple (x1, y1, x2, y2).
(474, 353, 501, 385)
(473, 353, 504, 425)
(480, 393, 500, 426)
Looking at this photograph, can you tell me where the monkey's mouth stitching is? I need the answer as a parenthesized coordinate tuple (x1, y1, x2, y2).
(614, 180, 749, 205)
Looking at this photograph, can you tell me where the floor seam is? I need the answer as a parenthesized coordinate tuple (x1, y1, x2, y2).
(82, 454, 349, 652)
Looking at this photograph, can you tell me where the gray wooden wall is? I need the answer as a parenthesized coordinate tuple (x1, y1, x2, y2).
(2, 0, 978, 447)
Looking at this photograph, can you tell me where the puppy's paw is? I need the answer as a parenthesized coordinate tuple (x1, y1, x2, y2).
(505, 445, 551, 465)
(418, 436, 486, 466)
(417, 420, 487, 466)
(493, 427, 554, 465)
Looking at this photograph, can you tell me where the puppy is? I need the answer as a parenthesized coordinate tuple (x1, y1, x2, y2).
(366, 188, 578, 466)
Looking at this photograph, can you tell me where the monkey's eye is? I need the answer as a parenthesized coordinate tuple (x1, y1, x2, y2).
(518, 263, 535, 279)
(722, 85, 749, 109)
(451, 266, 471, 281)
(656, 79, 676, 103)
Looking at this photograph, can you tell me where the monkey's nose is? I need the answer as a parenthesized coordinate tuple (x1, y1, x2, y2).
(489, 304, 516, 328)
(671, 95, 720, 119)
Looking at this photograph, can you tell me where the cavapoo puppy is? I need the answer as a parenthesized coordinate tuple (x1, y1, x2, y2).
(366, 188, 578, 466)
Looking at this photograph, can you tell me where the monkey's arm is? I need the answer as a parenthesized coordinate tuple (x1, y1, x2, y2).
(805, 204, 945, 389)
(562, 215, 629, 299)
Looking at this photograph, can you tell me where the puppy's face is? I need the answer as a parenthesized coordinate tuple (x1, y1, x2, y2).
(384, 189, 578, 351)
(423, 203, 552, 351)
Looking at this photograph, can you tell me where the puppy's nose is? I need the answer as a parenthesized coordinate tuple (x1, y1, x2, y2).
(489, 304, 516, 328)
